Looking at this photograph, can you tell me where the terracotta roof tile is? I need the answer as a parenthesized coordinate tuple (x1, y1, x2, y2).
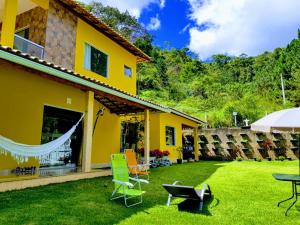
(57, 0, 150, 63)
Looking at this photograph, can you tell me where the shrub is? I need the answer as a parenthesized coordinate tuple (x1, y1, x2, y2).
(278, 156, 285, 161)
(236, 156, 243, 161)
(150, 149, 163, 158)
(162, 150, 170, 156)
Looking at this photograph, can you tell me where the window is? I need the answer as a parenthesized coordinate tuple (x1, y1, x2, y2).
(166, 126, 176, 146)
(84, 43, 108, 77)
(124, 65, 132, 77)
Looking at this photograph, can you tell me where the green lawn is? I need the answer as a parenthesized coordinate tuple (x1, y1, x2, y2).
(0, 161, 299, 225)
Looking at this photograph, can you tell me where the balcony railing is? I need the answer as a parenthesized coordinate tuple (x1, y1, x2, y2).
(13, 34, 44, 59)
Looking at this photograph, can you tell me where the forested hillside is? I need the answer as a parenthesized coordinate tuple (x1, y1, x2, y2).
(81, 1, 300, 127)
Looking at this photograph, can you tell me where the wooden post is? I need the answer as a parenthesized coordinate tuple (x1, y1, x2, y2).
(82, 91, 94, 172)
(194, 127, 199, 161)
(144, 109, 150, 164)
(0, 0, 18, 47)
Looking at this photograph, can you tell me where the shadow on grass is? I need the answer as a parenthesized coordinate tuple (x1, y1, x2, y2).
(0, 161, 226, 225)
(168, 195, 218, 216)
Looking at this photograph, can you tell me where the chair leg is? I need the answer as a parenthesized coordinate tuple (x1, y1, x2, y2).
(199, 200, 203, 211)
(124, 194, 143, 207)
(167, 194, 172, 206)
(166, 181, 181, 206)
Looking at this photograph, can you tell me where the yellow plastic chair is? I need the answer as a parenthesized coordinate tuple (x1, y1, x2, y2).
(125, 149, 150, 180)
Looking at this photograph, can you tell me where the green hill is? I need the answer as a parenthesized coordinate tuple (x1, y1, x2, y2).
(137, 31, 300, 127)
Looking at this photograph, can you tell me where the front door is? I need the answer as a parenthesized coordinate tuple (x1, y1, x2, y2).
(41, 106, 83, 170)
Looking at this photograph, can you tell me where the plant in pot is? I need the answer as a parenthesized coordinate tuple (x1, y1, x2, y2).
(176, 146, 183, 164)
(149, 150, 158, 168)
(161, 150, 172, 166)
(162, 150, 170, 159)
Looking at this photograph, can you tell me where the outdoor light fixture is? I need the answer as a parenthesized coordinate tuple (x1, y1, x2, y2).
(233, 112, 238, 127)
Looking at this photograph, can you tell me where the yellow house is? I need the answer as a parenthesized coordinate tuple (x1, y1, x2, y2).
(0, 0, 203, 185)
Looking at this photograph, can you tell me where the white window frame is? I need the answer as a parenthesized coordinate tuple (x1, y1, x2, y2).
(165, 126, 176, 146)
(84, 42, 109, 78)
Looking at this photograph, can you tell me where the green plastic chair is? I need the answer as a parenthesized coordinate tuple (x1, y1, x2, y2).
(110, 154, 149, 207)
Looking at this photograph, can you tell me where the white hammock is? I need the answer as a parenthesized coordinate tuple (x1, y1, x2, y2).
(0, 114, 85, 162)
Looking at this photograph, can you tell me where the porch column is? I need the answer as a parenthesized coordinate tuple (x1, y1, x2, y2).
(144, 109, 150, 164)
(194, 127, 199, 161)
(82, 91, 94, 172)
(0, 0, 18, 47)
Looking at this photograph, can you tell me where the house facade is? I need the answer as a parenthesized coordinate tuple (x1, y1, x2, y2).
(0, 0, 203, 182)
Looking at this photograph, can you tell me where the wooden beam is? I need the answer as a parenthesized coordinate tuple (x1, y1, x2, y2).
(144, 109, 150, 164)
(82, 91, 94, 172)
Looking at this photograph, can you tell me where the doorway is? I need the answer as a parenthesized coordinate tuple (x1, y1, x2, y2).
(182, 125, 195, 160)
(120, 117, 144, 152)
(40, 106, 83, 171)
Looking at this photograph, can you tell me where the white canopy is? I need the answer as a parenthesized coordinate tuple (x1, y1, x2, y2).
(251, 107, 300, 175)
(251, 107, 300, 133)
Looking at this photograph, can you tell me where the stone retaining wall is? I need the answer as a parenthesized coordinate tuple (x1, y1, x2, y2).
(199, 128, 299, 160)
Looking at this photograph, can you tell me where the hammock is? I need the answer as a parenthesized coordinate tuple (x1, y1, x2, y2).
(0, 114, 85, 163)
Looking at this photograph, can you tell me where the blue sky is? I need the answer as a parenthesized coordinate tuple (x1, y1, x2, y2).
(138, 0, 193, 49)
(80, 0, 300, 60)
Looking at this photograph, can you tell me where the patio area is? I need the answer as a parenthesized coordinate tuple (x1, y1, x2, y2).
(0, 160, 298, 225)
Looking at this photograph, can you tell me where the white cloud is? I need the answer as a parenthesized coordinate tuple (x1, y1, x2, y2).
(159, 0, 166, 9)
(80, 0, 165, 18)
(187, 0, 300, 60)
(179, 23, 191, 34)
(147, 14, 161, 30)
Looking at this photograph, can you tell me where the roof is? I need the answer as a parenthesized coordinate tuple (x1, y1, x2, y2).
(0, 45, 204, 124)
(57, 0, 150, 63)
(170, 108, 205, 124)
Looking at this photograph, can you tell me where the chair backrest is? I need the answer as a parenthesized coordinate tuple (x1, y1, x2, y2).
(125, 149, 138, 167)
(162, 184, 200, 200)
(125, 149, 139, 174)
(111, 154, 129, 188)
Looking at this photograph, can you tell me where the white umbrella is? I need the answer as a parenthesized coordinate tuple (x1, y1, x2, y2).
(251, 107, 300, 174)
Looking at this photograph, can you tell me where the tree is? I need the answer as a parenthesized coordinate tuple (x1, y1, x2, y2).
(80, 1, 151, 42)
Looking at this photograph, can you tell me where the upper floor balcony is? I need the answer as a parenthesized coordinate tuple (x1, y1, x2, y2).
(14, 34, 45, 59)
(0, 0, 48, 59)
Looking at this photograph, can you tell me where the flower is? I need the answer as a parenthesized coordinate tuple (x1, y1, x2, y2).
(150, 149, 163, 158)
(162, 150, 170, 156)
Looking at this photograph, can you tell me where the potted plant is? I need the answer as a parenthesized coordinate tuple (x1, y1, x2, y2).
(176, 146, 183, 164)
(162, 150, 170, 159)
(160, 150, 172, 166)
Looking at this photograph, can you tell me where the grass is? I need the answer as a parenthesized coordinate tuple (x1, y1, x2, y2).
(0, 161, 299, 225)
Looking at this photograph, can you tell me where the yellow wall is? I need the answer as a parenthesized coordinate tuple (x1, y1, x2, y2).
(31, 0, 49, 9)
(91, 101, 121, 166)
(0, 60, 86, 172)
(0, 60, 124, 173)
(75, 19, 137, 95)
(159, 113, 198, 160)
